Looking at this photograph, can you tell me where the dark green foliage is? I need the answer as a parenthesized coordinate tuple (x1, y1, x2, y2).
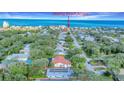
(65, 36, 73, 42)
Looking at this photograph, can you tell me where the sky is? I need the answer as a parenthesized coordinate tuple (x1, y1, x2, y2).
(0, 12, 124, 20)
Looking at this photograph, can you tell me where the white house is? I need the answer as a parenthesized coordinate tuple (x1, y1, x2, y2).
(3, 21, 9, 28)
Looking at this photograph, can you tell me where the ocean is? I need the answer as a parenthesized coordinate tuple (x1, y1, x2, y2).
(0, 19, 124, 28)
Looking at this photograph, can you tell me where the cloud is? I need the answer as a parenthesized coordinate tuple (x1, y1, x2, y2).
(0, 12, 124, 20)
(71, 14, 111, 20)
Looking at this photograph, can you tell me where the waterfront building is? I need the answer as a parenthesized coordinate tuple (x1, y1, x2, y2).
(3, 21, 9, 28)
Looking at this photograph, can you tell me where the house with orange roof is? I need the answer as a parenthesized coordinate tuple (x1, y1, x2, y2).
(46, 56, 73, 79)
(52, 55, 71, 68)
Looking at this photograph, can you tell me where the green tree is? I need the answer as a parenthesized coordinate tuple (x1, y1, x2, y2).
(4, 62, 28, 81)
(32, 58, 49, 68)
(0, 38, 13, 48)
(83, 41, 100, 57)
(71, 54, 86, 65)
(71, 54, 86, 79)
(104, 53, 124, 76)
(30, 68, 46, 78)
(87, 71, 112, 81)
(44, 47, 54, 58)
(65, 36, 73, 42)
(67, 48, 82, 58)
(30, 49, 44, 60)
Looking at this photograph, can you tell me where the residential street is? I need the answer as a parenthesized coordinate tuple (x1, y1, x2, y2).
(70, 32, 80, 48)
(70, 31, 91, 61)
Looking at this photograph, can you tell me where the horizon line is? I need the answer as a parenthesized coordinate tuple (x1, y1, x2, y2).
(0, 18, 124, 21)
